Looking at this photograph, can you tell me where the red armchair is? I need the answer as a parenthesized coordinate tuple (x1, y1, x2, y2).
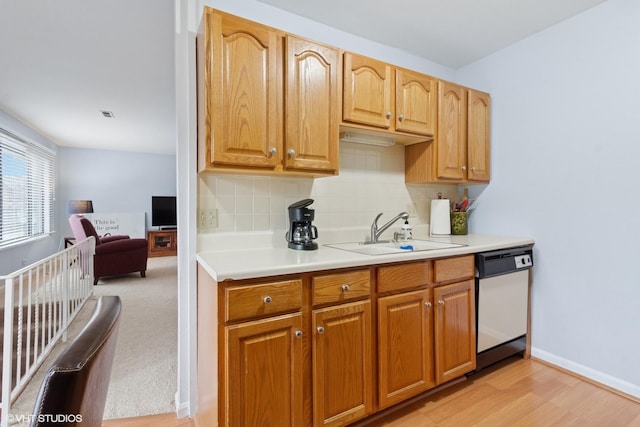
(68, 214, 148, 285)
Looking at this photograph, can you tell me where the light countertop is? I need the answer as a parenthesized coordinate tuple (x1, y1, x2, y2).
(196, 233, 535, 282)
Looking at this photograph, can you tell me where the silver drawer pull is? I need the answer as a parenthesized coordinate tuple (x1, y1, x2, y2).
(295, 330, 303, 338)
(341, 284, 350, 292)
(263, 296, 272, 304)
(438, 300, 445, 305)
(317, 326, 325, 334)
(425, 301, 432, 308)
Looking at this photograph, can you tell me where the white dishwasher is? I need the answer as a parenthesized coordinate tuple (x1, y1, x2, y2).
(474, 247, 533, 371)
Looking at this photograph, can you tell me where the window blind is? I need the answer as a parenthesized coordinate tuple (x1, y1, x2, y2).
(0, 128, 55, 249)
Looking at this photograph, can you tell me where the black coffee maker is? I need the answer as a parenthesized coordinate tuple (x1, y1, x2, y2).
(286, 199, 318, 250)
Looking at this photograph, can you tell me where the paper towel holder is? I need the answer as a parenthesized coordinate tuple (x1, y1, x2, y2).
(430, 194, 451, 236)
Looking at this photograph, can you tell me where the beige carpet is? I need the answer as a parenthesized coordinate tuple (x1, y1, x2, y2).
(9, 256, 178, 422)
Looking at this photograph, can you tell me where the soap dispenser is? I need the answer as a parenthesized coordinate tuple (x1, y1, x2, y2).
(401, 220, 412, 241)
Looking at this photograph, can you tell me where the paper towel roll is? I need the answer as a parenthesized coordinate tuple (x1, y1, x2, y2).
(430, 199, 451, 236)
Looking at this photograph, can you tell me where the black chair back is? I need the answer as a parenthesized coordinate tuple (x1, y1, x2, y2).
(30, 296, 121, 427)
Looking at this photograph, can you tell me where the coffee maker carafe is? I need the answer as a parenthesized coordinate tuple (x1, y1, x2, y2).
(286, 199, 318, 250)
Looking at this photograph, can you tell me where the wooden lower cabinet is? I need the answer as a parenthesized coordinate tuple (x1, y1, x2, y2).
(147, 230, 177, 257)
(199, 256, 478, 427)
(434, 279, 476, 384)
(377, 288, 435, 408)
(312, 300, 373, 427)
(225, 312, 304, 427)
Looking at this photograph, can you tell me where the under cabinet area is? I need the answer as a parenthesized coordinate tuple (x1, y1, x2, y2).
(197, 8, 339, 176)
(196, 254, 479, 427)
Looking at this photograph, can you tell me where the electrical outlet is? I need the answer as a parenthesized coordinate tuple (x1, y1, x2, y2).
(207, 208, 218, 228)
(198, 208, 218, 229)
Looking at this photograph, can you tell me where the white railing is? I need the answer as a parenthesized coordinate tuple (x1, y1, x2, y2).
(0, 237, 95, 426)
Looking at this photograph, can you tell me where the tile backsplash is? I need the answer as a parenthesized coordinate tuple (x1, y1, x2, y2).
(198, 142, 458, 235)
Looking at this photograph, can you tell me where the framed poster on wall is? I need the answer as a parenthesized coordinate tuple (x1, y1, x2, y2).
(84, 212, 146, 239)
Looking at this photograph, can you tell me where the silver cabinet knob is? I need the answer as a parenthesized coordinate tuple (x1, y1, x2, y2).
(263, 296, 272, 304)
(317, 326, 325, 334)
(425, 301, 432, 308)
(288, 149, 296, 158)
(438, 300, 445, 305)
(385, 111, 392, 119)
(295, 330, 303, 338)
(471, 166, 477, 172)
(461, 165, 467, 172)
(341, 284, 350, 292)
(398, 114, 404, 122)
(267, 147, 277, 157)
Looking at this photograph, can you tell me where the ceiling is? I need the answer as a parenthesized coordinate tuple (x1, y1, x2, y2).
(0, 0, 176, 155)
(259, 0, 608, 69)
(0, 0, 607, 155)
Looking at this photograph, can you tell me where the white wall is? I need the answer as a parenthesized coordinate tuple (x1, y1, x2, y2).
(0, 109, 60, 274)
(456, 0, 640, 396)
(58, 147, 177, 237)
(202, 0, 455, 80)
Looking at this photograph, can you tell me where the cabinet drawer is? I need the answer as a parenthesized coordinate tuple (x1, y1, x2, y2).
(313, 269, 370, 306)
(225, 279, 302, 322)
(433, 255, 474, 284)
(377, 261, 431, 293)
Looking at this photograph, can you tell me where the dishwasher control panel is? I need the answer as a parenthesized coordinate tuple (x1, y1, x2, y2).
(476, 247, 534, 278)
(514, 254, 532, 269)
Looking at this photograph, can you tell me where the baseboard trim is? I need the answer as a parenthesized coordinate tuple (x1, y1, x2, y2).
(531, 347, 640, 402)
(175, 392, 191, 419)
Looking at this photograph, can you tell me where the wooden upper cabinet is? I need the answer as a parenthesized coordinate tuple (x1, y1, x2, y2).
(205, 10, 281, 169)
(405, 81, 491, 184)
(436, 80, 468, 180)
(285, 35, 339, 172)
(198, 9, 338, 175)
(343, 53, 392, 129)
(467, 89, 491, 182)
(343, 53, 436, 138)
(395, 68, 437, 136)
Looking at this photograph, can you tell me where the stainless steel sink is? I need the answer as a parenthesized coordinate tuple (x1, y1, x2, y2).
(325, 239, 465, 255)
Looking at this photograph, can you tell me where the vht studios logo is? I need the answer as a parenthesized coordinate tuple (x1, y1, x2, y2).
(9, 413, 83, 423)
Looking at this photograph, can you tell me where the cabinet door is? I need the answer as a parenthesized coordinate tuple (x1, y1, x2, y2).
(343, 53, 392, 129)
(434, 280, 476, 384)
(436, 80, 467, 181)
(285, 35, 339, 172)
(226, 313, 303, 427)
(313, 300, 372, 427)
(208, 11, 281, 168)
(467, 89, 491, 182)
(378, 288, 435, 409)
(395, 69, 437, 136)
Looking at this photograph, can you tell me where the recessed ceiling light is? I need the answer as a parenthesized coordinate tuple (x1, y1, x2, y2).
(100, 110, 115, 118)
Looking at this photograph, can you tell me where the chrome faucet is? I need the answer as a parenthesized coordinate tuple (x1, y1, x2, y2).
(369, 212, 410, 243)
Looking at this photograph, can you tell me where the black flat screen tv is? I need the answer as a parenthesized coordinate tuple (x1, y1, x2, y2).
(152, 196, 177, 229)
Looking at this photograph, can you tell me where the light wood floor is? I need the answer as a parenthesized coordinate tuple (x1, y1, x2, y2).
(101, 357, 640, 427)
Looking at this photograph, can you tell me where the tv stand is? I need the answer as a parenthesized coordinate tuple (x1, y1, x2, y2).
(148, 230, 177, 257)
